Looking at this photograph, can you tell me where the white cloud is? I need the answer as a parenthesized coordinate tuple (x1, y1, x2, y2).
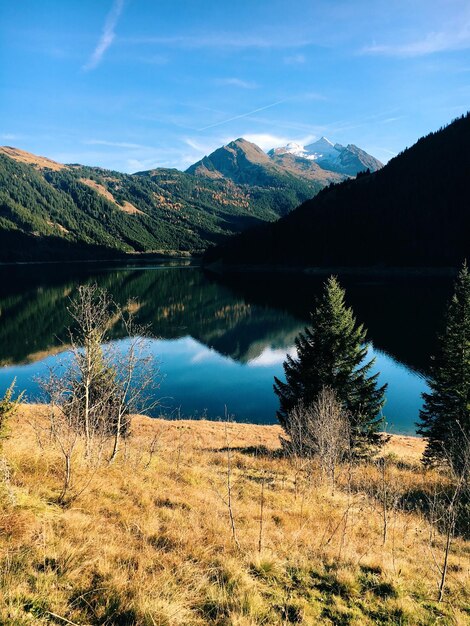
(190, 348, 218, 364)
(82, 139, 151, 149)
(122, 33, 312, 50)
(362, 17, 470, 57)
(83, 0, 125, 71)
(183, 137, 220, 154)
(249, 346, 297, 367)
(242, 133, 316, 151)
(0, 133, 21, 141)
(284, 53, 306, 65)
(215, 78, 258, 89)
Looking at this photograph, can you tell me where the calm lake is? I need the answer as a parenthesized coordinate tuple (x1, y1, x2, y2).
(0, 262, 455, 434)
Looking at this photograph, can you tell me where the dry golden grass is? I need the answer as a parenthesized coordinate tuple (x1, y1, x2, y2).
(0, 146, 65, 171)
(0, 405, 469, 625)
(79, 178, 144, 215)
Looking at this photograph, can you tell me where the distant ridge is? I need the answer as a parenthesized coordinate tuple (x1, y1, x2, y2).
(205, 113, 470, 268)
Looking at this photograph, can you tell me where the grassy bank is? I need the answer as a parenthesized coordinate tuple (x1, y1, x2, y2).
(0, 406, 469, 625)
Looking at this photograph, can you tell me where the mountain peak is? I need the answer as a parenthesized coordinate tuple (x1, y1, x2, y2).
(225, 138, 267, 156)
(268, 136, 382, 176)
(313, 136, 334, 146)
(304, 137, 339, 154)
(186, 137, 277, 184)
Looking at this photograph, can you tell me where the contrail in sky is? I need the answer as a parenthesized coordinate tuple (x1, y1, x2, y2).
(197, 99, 287, 131)
(83, 0, 125, 71)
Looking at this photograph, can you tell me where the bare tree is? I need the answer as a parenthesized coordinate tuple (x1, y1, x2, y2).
(258, 472, 266, 554)
(424, 422, 470, 603)
(286, 387, 350, 488)
(208, 412, 241, 550)
(40, 372, 84, 504)
(38, 284, 159, 499)
(67, 285, 114, 457)
(108, 309, 160, 463)
(223, 418, 240, 550)
(436, 425, 470, 602)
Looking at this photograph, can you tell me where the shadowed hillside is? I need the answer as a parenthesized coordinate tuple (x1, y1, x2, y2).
(206, 113, 470, 268)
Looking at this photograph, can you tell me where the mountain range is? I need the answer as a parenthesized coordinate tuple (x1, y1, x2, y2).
(0, 136, 381, 262)
(268, 137, 383, 177)
(186, 137, 382, 184)
(205, 113, 470, 268)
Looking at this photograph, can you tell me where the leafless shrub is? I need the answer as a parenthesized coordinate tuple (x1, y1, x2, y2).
(0, 380, 24, 503)
(0, 379, 24, 453)
(208, 411, 241, 550)
(285, 387, 351, 488)
(108, 310, 160, 463)
(37, 284, 159, 501)
(426, 423, 470, 602)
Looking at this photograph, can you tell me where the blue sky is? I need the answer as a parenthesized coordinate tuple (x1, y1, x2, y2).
(1, 0, 470, 172)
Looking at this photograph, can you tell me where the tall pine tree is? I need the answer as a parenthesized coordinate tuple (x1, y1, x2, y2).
(418, 263, 470, 475)
(274, 276, 386, 456)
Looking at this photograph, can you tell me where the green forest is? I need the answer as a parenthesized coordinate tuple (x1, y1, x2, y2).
(0, 150, 320, 262)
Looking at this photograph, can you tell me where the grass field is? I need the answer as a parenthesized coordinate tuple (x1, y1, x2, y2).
(0, 405, 469, 625)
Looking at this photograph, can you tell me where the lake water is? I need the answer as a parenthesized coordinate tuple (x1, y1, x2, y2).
(0, 262, 454, 434)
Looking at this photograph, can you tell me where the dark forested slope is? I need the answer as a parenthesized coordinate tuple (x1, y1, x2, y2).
(206, 114, 470, 268)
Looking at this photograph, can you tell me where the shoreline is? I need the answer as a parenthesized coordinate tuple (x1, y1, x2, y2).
(0, 253, 458, 276)
(204, 262, 457, 278)
(0, 251, 201, 268)
(20, 403, 425, 462)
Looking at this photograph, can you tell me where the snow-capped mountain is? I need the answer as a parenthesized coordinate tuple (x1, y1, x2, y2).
(304, 137, 341, 160)
(268, 137, 383, 176)
(186, 136, 383, 203)
(269, 142, 308, 158)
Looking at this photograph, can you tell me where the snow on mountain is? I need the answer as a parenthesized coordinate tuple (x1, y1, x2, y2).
(269, 137, 383, 176)
(271, 137, 341, 161)
(304, 137, 341, 161)
(268, 142, 307, 158)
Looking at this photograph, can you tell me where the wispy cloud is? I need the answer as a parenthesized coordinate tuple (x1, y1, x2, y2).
(215, 78, 258, 89)
(82, 139, 151, 149)
(183, 137, 221, 154)
(83, 0, 125, 71)
(122, 33, 311, 50)
(249, 346, 297, 367)
(362, 17, 470, 57)
(0, 133, 22, 141)
(242, 133, 315, 151)
(284, 53, 306, 65)
(135, 54, 168, 65)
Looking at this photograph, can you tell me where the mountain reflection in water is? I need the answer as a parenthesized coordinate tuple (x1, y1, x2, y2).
(0, 263, 454, 433)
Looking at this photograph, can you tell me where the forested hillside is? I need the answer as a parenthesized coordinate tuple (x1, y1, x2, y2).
(0, 145, 323, 262)
(206, 113, 470, 268)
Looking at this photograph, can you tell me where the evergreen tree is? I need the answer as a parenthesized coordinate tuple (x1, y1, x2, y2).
(274, 276, 386, 455)
(418, 263, 470, 475)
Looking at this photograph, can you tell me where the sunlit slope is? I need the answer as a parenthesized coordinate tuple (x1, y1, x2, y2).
(0, 143, 326, 261)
